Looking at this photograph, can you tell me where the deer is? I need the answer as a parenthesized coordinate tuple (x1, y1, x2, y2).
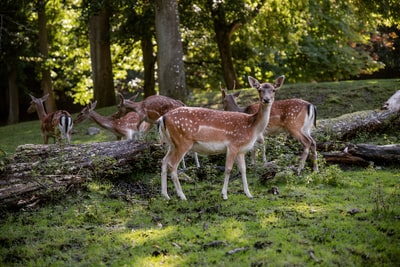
(221, 87, 318, 175)
(27, 94, 73, 144)
(157, 75, 285, 200)
(118, 92, 200, 168)
(74, 101, 151, 140)
(117, 92, 185, 126)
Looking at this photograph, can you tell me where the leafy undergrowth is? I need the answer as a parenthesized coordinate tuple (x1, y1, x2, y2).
(1, 165, 399, 266)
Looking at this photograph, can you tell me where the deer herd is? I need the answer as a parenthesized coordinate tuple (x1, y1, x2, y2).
(28, 75, 320, 200)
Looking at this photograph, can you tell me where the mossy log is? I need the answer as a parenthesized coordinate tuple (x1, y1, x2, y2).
(315, 109, 400, 141)
(0, 140, 165, 210)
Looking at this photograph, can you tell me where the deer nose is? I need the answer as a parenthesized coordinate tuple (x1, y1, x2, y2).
(262, 98, 271, 104)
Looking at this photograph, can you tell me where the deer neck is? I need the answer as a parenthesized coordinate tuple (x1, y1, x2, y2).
(251, 101, 273, 134)
(125, 100, 142, 113)
(88, 111, 114, 130)
(35, 103, 48, 121)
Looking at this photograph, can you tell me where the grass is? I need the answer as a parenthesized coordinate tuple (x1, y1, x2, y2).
(0, 167, 399, 266)
(0, 79, 400, 266)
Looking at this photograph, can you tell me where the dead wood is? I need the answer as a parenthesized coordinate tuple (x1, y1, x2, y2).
(315, 109, 400, 141)
(0, 140, 164, 210)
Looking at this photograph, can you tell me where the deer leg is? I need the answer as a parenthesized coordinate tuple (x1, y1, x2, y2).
(221, 150, 236, 200)
(236, 153, 253, 198)
(310, 136, 318, 173)
(194, 152, 200, 168)
(162, 146, 188, 200)
(289, 130, 310, 175)
(298, 145, 309, 175)
(259, 137, 266, 163)
(250, 149, 256, 165)
(161, 150, 172, 200)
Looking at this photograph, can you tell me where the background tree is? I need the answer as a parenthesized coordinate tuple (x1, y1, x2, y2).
(37, 0, 56, 112)
(0, 1, 36, 124)
(155, 0, 187, 101)
(84, 0, 115, 107)
(114, 0, 156, 98)
(180, 0, 265, 89)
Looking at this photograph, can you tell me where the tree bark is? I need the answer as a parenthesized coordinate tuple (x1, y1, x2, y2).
(320, 144, 400, 166)
(89, 8, 115, 107)
(213, 20, 240, 90)
(141, 35, 156, 98)
(37, 0, 57, 113)
(315, 109, 400, 141)
(155, 0, 187, 101)
(0, 141, 165, 210)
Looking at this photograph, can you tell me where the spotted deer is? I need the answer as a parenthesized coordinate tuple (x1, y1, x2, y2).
(118, 92, 200, 168)
(74, 101, 151, 140)
(221, 88, 318, 175)
(27, 94, 73, 144)
(117, 92, 185, 126)
(157, 75, 284, 200)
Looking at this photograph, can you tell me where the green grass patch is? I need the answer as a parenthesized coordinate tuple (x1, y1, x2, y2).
(1, 167, 399, 266)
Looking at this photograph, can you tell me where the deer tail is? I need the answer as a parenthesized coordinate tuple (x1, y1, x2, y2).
(308, 104, 317, 128)
(59, 112, 73, 143)
(157, 116, 168, 145)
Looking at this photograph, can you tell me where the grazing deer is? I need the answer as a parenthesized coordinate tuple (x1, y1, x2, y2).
(117, 92, 185, 126)
(221, 88, 318, 175)
(118, 92, 200, 168)
(74, 101, 151, 140)
(27, 94, 73, 144)
(157, 75, 284, 200)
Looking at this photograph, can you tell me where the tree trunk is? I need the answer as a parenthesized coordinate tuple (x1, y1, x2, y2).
(7, 63, 19, 124)
(213, 20, 239, 90)
(37, 0, 56, 113)
(89, 9, 115, 107)
(155, 0, 187, 101)
(141, 35, 156, 98)
(0, 141, 165, 210)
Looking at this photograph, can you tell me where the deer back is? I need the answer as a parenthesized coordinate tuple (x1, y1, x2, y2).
(221, 89, 315, 134)
(119, 93, 185, 124)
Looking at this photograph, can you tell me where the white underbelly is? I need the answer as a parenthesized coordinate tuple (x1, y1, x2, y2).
(192, 141, 227, 155)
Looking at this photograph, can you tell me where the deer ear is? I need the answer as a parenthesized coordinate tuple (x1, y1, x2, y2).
(221, 88, 227, 98)
(233, 91, 241, 97)
(248, 76, 260, 89)
(29, 94, 35, 100)
(273, 75, 285, 90)
(42, 94, 49, 101)
(92, 100, 98, 109)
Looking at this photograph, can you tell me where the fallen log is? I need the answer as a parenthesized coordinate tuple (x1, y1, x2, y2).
(315, 109, 400, 141)
(0, 140, 165, 210)
(320, 144, 400, 167)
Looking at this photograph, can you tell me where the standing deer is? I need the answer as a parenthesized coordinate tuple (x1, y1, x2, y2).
(118, 92, 200, 168)
(74, 101, 151, 140)
(157, 75, 284, 200)
(221, 88, 318, 174)
(27, 94, 73, 144)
